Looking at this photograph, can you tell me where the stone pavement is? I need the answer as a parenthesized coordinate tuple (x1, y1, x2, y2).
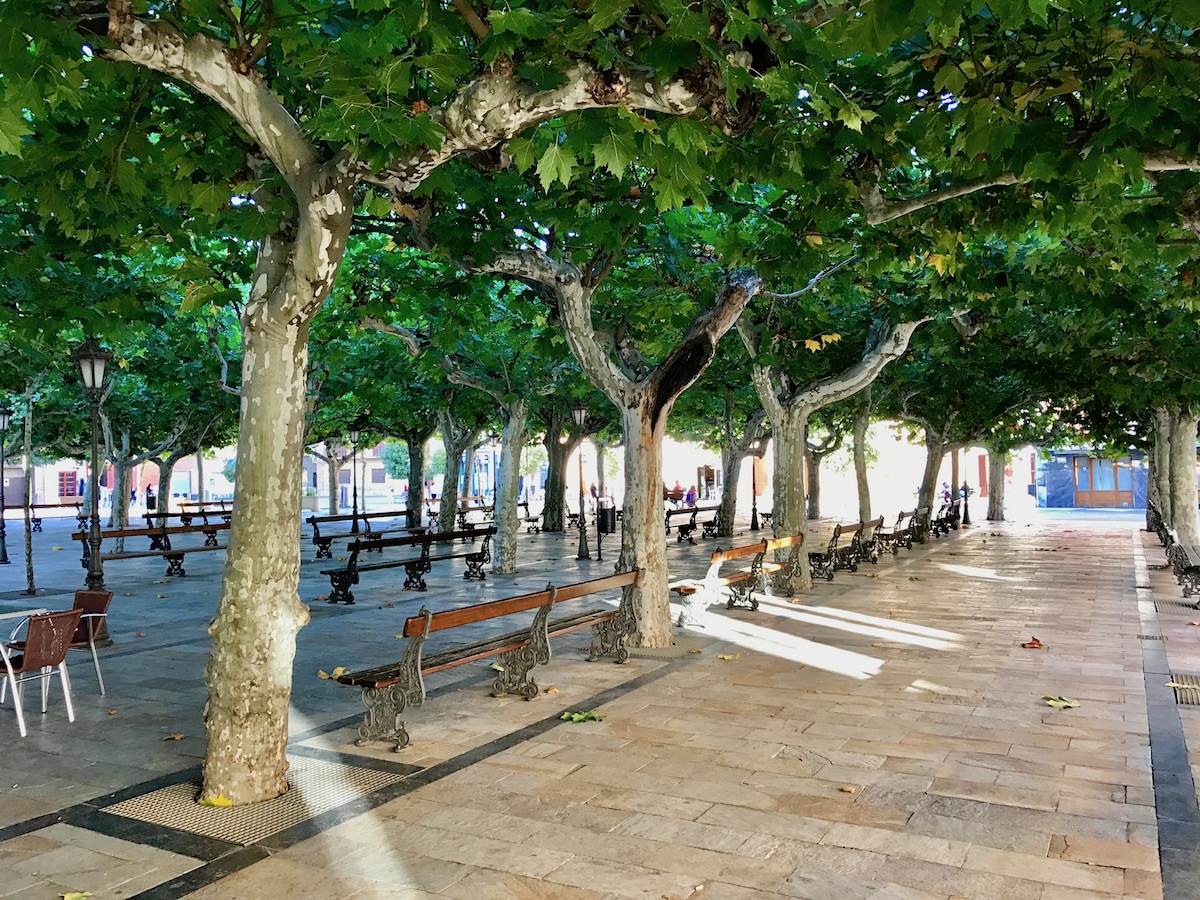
(0, 509, 1197, 898)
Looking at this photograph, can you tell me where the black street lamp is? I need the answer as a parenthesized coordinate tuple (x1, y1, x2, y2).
(349, 418, 363, 533)
(0, 406, 11, 565)
(72, 338, 113, 590)
(749, 439, 761, 532)
(572, 405, 590, 560)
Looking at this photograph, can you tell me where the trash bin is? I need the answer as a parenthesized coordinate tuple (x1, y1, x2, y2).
(598, 500, 617, 534)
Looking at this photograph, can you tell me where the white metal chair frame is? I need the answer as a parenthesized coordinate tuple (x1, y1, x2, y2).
(1, 610, 81, 737)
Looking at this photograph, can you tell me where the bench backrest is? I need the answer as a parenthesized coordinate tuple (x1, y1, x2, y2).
(864, 516, 883, 531)
(401, 568, 640, 638)
(766, 534, 804, 552)
(709, 540, 768, 565)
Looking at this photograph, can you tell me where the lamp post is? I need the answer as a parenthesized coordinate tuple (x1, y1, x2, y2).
(572, 405, 590, 560)
(349, 418, 362, 533)
(0, 407, 11, 565)
(749, 439, 761, 532)
(72, 338, 113, 590)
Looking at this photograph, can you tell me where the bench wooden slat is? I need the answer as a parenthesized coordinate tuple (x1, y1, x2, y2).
(404, 586, 556, 638)
(552, 570, 638, 603)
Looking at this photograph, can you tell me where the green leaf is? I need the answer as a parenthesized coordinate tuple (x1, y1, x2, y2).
(536, 144, 574, 192)
(491, 9, 550, 37)
(593, 127, 636, 174)
(1042, 695, 1080, 710)
(560, 710, 604, 723)
(0, 105, 32, 156)
(588, 0, 632, 29)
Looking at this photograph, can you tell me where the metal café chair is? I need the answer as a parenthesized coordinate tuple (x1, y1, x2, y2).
(1, 609, 83, 737)
(68, 590, 114, 695)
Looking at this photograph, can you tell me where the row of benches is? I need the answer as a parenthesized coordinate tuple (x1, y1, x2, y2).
(321, 526, 496, 604)
(1149, 500, 1200, 602)
(331, 504, 964, 753)
(72, 519, 230, 577)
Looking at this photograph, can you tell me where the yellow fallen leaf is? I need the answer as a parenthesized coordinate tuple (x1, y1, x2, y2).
(62, 892, 92, 900)
(788, 598, 802, 604)
(198, 794, 232, 808)
(1165, 682, 1192, 689)
(717, 653, 740, 661)
(841, 785, 857, 794)
(862, 572, 880, 578)
(52, 546, 64, 551)
(544, 687, 559, 694)
(688, 648, 703, 654)
(331, 666, 347, 678)
(107, 709, 117, 715)
(489, 662, 505, 671)
(163, 733, 185, 741)
(317, 670, 331, 680)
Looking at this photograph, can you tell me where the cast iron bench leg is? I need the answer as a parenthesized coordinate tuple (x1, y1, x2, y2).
(328, 570, 356, 604)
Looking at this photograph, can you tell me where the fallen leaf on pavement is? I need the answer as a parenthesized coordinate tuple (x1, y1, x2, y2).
(1021, 637, 1044, 649)
(163, 733, 186, 741)
(52, 546, 64, 551)
(717, 653, 741, 661)
(316, 666, 347, 680)
(155, 594, 169, 599)
(840, 786, 857, 794)
(136, 632, 146, 637)
(1042, 696, 1080, 710)
(107, 709, 117, 715)
(544, 687, 559, 694)
(198, 795, 232, 808)
(61, 892, 92, 900)
(688, 648, 703, 653)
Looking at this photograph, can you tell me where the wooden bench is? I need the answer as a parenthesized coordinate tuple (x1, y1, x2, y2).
(305, 509, 421, 559)
(858, 516, 886, 564)
(694, 504, 722, 539)
(335, 569, 641, 750)
(875, 511, 909, 555)
(1165, 528, 1200, 601)
(931, 499, 963, 537)
(456, 497, 494, 532)
(519, 500, 542, 534)
(321, 526, 495, 604)
(177, 501, 234, 525)
(72, 522, 230, 576)
(29, 501, 84, 532)
(665, 506, 704, 543)
(673, 534, 805, 622)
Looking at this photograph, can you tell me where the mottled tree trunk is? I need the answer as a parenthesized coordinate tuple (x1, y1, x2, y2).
(203, 314, 313, 806)
(405, 436, 427, 524)
(769, 407, 812, 594)
(325, 452, 344, 516)
(618, 400, 673, 646)
(1169, 411, 1200, 545)
(987, 446, 1007, 521)
(805, 445, 822, 520)
(918, 436, 945, 509)
(155, 458, 176, 518)
(950, 447, 960, 499)
(1153, 408, 1174, 525)
(595, 441, 609, 498)
(494, 401, 527, 574)
(437, 410, 479, 535)
(196, 450, 206, 503)
(718, 444, 740, 538)
(543, 429, 577, 532)
(853, 403, 871, 525)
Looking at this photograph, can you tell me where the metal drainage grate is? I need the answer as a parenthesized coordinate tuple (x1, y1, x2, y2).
(1169, 674, 1200, 706)
(102, 756, 406, 845)
(1155, 599, 1200, 613)
(628, 634, 715, 659)
(1137, 634, 1166, 641)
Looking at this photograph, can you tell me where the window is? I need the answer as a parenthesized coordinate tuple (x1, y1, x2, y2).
(1093, 462, 1115, 491)
(339, 470, 350, 485)
(58, 471, 78, 498)
(1116, 464, 1132, 491)
(1074, 459, 1090, 491)
(371, 467, 386, 484)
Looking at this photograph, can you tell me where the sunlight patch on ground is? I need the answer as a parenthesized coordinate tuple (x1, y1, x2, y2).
(779, 603, 962, 641)
(751, 601, 960, 650)
(938, 562, 1022, 582)
(697, 615, 883, 680)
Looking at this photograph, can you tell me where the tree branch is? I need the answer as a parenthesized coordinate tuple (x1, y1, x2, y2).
(362, 317, 425, 356)
(451, 0, 490, 41)
(105, 4, 320, 192)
